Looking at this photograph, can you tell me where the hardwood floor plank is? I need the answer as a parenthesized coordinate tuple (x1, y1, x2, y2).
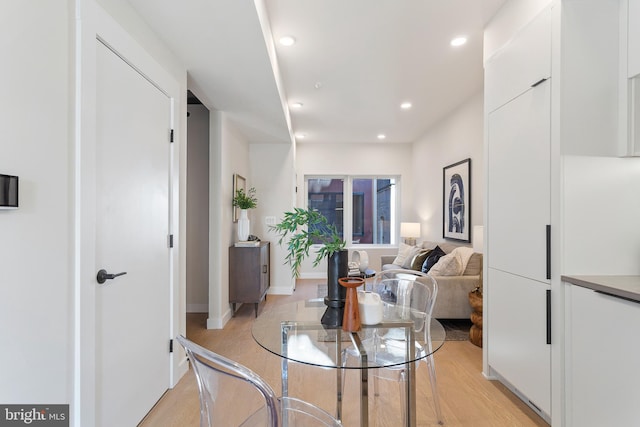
(140, 280, 548, 426)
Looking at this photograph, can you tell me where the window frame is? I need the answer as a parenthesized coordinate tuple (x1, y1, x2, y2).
(305, 175, 399, 247)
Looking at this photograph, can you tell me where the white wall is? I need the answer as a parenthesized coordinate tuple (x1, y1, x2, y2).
(295, 142, 413, 277)
(412, 91, 485, 243)
(0, 1, 71, 403)
(250, 143, 296, 294)
(563, 156, 640, 274)
(187, 104, 210, 312)
(208, 113, 251, 328)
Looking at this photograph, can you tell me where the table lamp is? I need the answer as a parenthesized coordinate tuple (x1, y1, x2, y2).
(473, 225, 484, 253)
(400, 222, 421, 246)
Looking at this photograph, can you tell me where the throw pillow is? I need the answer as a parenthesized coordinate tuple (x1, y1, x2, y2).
(392, 243, 419, 267)
(429, 252, 463, 276)
(451, 246, 475, 273)
(421, 246, 445, 273)
(410, 249, 432, 271)
(400, 246, 422, 269)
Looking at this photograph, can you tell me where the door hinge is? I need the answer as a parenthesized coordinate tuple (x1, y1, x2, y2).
(169, 234, 174, 248)
(169, 339, 174, 353)
(170, 129, 174, 143)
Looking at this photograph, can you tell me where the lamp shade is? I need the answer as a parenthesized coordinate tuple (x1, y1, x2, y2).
(473, 225, 484, 253)
(400, 222, 421, 238)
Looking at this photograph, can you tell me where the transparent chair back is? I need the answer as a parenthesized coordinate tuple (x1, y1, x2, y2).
(176, 335, 342, 427)
(348, 269, 444, 424)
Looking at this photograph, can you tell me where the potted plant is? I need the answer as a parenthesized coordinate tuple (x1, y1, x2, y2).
(270, 207, 348, 326)
(233, 187, 257, 241)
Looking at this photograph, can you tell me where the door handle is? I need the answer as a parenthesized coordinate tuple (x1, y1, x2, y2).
(97, 269, 127, 284)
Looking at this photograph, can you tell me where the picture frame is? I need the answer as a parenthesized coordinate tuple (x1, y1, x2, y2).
(443, 158, 471, 242)
(233, 173, 246, 223)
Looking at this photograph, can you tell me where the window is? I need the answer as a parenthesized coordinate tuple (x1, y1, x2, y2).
(306, 176, 398, 246)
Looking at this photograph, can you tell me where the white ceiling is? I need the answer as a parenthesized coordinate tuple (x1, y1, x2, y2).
(126, 0, 506, 144)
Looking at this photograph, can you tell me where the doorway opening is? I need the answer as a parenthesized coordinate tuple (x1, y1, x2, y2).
(186, 90, 210, 313)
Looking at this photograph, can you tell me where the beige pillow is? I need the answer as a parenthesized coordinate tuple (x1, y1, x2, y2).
(392, 243, 420, 268)
(428, 252, 463, 276)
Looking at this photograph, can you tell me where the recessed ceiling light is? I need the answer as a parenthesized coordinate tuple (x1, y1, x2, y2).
(400, 102, 412, 110)
(377, 134, 386, 140)
(451, 36, 467, 47)
(291, 102, 303, 109)
(314, 82, 323, 90)
(295, 133, 306, 139)
(279, 36, 296, 46)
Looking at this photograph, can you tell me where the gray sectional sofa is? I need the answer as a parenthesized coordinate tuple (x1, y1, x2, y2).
(381, 241, 483, 319)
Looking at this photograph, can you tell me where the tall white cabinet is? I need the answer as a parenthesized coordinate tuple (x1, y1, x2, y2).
(484, 1, 625, 425)
(627, 0, 640, 155)
(485, 7, 552, 420)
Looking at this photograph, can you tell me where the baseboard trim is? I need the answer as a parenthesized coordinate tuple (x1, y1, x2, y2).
(268, 285, 295, 295)
(489, 367, 551, 424)
(299, 272, 327, 280)
(187, 303, 208, 313)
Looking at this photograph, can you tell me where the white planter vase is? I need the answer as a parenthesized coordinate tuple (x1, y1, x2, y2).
(237, 209, 250, 241)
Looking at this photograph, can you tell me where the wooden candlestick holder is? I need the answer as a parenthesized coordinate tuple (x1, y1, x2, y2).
(339, 277, 365, 332)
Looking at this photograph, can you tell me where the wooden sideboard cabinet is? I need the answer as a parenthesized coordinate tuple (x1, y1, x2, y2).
(229, 241, 270, 317)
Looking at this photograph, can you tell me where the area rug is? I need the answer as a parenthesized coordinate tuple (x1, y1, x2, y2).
(316, 285, 470, 341)
(437, 319, 472, 341)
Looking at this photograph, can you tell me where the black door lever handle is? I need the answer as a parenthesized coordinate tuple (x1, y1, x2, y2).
(97, 269, 127, 284)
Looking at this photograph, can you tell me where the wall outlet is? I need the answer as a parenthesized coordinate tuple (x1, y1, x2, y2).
(265, 216, 276, 225)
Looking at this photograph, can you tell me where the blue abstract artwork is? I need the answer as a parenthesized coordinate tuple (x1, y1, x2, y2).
(443, 159, 470, 242)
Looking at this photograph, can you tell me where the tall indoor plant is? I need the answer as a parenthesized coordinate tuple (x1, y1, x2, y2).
(233, 187, 257, 241)
(270, 207, 348, 326)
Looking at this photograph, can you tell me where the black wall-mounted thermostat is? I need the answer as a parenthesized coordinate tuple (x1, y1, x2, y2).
(0, 174, 18, 209)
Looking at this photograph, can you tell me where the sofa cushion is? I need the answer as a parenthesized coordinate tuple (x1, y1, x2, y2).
(392, 243, 422, 268)
(429, 247, 473, 276)
(421, 246, 445, 273)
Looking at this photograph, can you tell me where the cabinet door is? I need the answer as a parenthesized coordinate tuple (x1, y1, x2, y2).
(259, 243, 270, 296)
(629, 0, 640, 156)
(566, 284, 640, 426)
(487, 80, 551, 283)
(629, 0, 640, 78)
(485, 6, 551, 113)
(488, 269, 550, 416)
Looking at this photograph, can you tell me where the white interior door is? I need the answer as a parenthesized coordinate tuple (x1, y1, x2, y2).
(95, 40, 171, 426)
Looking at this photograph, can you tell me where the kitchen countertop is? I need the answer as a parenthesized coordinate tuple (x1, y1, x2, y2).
(561, 275, 640, 303)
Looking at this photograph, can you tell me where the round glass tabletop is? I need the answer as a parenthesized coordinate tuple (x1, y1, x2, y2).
(251, 299, 445, 369)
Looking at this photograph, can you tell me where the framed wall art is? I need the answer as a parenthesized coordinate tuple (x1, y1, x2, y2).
(443, 158, 471, 242)
(233, 173, 246, 223)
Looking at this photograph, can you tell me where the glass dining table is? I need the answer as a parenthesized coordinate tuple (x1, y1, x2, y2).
(251, 298, 446, 427)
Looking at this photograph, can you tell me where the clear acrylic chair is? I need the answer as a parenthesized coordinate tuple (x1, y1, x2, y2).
(341, 269, 444, 425)
(176, 335, 342, 427)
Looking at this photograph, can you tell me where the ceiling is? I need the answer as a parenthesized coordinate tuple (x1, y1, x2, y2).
(126, 0, 506, 144)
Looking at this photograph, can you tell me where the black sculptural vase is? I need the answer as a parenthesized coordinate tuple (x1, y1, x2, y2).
(321, 249, 349, 327)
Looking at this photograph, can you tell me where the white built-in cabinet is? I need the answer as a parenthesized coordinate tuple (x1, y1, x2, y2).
(485, 6, 552, 419)
(565, 284, 640, 426)
(628, 0, 640, 155)
(487, 0, 636, 424)
(628, 0, 640, 78)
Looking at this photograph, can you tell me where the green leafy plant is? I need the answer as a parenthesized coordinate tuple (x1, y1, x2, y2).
(270, 207, 346, 277)
(233, 187, 258, 209)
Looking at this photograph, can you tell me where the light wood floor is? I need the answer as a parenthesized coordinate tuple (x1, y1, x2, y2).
(140, 280, 548, 426)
